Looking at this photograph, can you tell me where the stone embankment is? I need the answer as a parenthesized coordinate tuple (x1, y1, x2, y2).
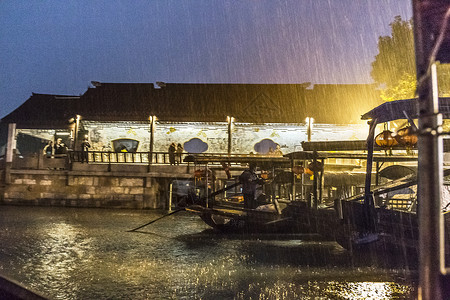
(1, 163, 192, 209)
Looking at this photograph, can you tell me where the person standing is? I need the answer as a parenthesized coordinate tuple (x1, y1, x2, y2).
(80, 138, 91, 163)
(168, 143, 176, 165)
(239, 163, 262, 209)
(54, 138, 67, 157)
(43, 141, 53, 158)
(176, 143, 184, 165)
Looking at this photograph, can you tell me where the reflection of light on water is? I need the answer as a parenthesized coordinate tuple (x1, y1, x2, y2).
(0, 207, 415, 299)
(325, 281, 410, 299)
(32, 222, 92, 297)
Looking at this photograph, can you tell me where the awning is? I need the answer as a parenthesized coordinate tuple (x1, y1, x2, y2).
(361, 97, 450, 123)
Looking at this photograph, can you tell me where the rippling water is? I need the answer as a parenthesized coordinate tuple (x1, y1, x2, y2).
(0, 206, 415, 299)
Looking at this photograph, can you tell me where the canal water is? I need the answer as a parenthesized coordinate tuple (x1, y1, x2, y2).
(0, 206, 415, 299)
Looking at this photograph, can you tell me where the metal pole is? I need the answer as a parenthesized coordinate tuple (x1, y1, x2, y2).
(417, 63, 444, 300)
(413, 1, 445, 298)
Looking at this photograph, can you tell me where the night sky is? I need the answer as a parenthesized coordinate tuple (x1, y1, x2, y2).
(0, 0, 412, 118)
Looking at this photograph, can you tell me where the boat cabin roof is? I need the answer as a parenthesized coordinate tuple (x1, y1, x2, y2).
(284, 151, 418, 162)
(184, 154, 291, 168)
(361, 97, 450, 123)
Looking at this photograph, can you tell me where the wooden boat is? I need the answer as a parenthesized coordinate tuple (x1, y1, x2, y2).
(185, 204, 299, 233)
(182, 155, 313, 233)
(332, 98, 450, 258)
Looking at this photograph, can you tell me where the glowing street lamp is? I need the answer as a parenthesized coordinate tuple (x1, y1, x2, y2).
(227, 116, 234, 155)
(74, 114, 81, 147)
(149, 115, 157, 163)
(305, 117, 314, 142)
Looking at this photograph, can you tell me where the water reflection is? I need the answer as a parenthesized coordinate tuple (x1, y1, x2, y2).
(0, 206, 414, 299)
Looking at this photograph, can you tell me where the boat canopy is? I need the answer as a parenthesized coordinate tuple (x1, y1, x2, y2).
(361, 97, 450, 123)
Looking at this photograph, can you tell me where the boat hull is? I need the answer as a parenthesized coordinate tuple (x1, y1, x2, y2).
(186, 204, 310, 233)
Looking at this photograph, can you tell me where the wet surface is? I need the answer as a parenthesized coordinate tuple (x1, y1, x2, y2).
(0, 206, 415, 299)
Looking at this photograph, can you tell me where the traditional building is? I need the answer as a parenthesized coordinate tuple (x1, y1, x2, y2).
(1, 82, 381, 156)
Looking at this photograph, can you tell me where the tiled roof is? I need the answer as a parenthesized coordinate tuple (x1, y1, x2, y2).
(1, 93, 79, 129)
(75, 82, 381, 124)
(2, 82, 382, 128)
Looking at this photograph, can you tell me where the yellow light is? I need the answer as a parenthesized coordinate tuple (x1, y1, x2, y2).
(305, 117, 314, 124)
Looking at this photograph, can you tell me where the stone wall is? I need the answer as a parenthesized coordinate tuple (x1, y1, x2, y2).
(1, 166, 191, 209)
(80, 121, 368, 154)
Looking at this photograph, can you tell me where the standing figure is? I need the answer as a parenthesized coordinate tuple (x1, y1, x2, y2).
(176, 143, 184, 165)
(168, 143, 176, 165)
(80, 138, 91, 163)
(54, 138, 67, 157)
(239, 163, 262, 209)
(43, 141, 53, 158)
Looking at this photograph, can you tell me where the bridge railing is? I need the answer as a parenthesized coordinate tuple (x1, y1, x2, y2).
(6, 151, 278, 170)
(69, 151, 258, 165)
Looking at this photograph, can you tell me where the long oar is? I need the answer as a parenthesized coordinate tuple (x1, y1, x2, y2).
(127, 208, 185, 232)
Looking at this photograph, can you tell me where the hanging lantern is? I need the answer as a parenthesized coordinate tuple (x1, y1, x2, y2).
(375, 130, 398, 149)
(395, 126, 418, 147)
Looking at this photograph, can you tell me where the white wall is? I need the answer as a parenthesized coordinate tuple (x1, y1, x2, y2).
(82, 121, 368, 154)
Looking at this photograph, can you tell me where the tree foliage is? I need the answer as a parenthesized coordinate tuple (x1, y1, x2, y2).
(371, 16, 450, 101)
(371, 16, 416, 101)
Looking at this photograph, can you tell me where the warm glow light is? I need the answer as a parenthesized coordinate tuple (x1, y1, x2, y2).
(76, 114, 81, 121)
(305, 117, 314, 126)
(227, 116, 235, 122)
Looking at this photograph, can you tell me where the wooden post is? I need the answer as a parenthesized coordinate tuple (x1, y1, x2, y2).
(148, 116, 155, 172)
(168, 182, 173, 212)
(312, 151, 318, 209)
(362, 119, 378, 233)
(291, 156, 296, 201)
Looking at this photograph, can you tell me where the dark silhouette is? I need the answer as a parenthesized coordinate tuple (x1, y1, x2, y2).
(176, 143, 183, 165)
(80, 138, 91, 163)
(168, 143, 176, 165)
(239, 163, 263, 209)
(43, 141, 53, 158)
(54, 138, 67, 157)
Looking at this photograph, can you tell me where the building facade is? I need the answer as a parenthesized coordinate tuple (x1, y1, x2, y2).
(1, 82, 381, 156)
